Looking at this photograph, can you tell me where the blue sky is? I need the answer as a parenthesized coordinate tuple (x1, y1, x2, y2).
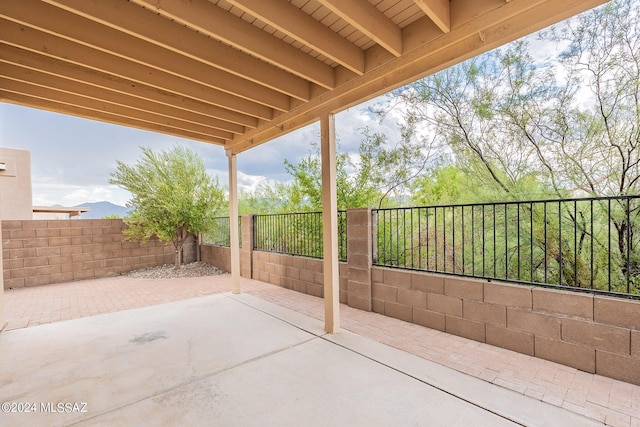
(0, 96, 399, 207)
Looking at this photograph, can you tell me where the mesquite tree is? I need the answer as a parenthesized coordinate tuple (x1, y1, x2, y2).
(388, 0, 640, 291)
(110, 145, 225, 269)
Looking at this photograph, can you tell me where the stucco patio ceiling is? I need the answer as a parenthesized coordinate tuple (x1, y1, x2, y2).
(0, 0, 607, 155)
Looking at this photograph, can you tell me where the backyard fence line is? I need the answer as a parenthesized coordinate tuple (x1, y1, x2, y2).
(252, 211, 347, 261)
(203, 195, 640, 299)
(373, 195, 640, 299)
(203, 216, 242, 247)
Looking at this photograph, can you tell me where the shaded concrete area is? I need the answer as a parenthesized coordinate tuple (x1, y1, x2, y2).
(0, 293, 601, 426)
(5, 275, 640, 425)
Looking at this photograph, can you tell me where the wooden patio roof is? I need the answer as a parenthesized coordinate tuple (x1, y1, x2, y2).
(0, 0, 607, 155)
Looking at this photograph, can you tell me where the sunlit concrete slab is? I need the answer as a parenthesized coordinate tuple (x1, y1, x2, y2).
(0, 293, 601, 426)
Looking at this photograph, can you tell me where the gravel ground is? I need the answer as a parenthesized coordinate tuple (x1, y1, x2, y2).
(125, 261, 225, 279)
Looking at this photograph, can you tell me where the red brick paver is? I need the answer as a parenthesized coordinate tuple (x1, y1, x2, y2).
(4, 275, 640, 426)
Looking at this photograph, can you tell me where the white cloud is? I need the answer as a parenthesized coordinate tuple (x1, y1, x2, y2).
(31, 183, 131, 207)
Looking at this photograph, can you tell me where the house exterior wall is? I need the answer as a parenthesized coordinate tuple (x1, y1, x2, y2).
(0, 147, 33, 220)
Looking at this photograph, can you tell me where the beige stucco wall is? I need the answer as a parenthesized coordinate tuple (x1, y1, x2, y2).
(0, 217, 4, 330)
(0, 147, 33, 220)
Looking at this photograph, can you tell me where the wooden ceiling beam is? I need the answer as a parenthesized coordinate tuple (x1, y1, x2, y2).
(0, 0, 610, 150)
(318, 0, 403, 57)
(0, 91, 227, 146)
(229, 0, 608, 153)
(0, 83, 226, 144)
(413, 0, 450, 33)
(0, 45, 257, 130)
(42, 0, 310, 102)
(0, 61, 242, 136)
(0, 77, 234, 141)
(132, 0, 336, 90)
(0, 19, 274, 120)
(0, 0, 289, 112)
(225, 0, 365, 75)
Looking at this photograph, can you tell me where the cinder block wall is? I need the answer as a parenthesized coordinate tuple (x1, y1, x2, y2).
(201, 245, 232, 273)
(252, 251, 349, 302)
(372, 268, 640, 386)
(200, 214, 253, 277)
(201, 245, 348, 302)
(2, 219, 173, 289)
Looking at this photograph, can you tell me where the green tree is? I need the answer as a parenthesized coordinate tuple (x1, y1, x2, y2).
(109, 145, 225, 269)
(537, 0, 640, 291)
(393, 40, 564, 200)
(396, 0, 640, 201)
(243, 127, 437, 213)
(384, 0, 640, 292)
(541, 0, 640, 197)
(101, 214, 121, 219)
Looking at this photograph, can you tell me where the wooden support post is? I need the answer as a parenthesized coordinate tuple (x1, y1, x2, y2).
(321, 113, 340, 333)
(227, 150, 241, 294)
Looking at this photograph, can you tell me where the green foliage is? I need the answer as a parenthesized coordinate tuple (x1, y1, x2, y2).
(374, 197, 640, 296)
(109, 145, 225, 268)
(101, 214, 121, 219)
(238, 181, 309, 214)
(411, 164, 479, 205)
(375, 0, 640, 292)
(539, 0, 640, 197)
(235, 0, 640, 295)
(241, 126, 436, 212)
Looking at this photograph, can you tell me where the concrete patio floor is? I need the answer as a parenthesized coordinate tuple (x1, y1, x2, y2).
(2, 274, 640, 426)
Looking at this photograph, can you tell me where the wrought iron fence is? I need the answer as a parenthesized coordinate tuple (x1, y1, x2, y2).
(203, 216, 242, 247)
(253, 211, 347, 260)
(373, 196, 640, 299)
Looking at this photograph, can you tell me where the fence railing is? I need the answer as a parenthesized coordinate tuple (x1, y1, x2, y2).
(373, 196, 640, 298)
(253, 211, 347, 260)
(203, 216, 242, 247)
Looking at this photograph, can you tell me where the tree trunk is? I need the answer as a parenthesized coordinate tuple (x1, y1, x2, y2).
(174, 226, 185, 270)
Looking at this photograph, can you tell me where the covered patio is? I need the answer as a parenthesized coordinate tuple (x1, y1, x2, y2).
(0, 276, 613, 426)
(0, 0, 609, 332)
(1, 1, 629, 425)
(3, 275, 640, 425)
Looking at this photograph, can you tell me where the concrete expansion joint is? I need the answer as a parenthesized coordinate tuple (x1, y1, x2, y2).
(318, 333, 525, 427)
(225, 292, 327, 339)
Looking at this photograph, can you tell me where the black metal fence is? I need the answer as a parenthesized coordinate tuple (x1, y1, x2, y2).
(373, 196, 640, 299)
(203, 216, 242, 247)
(253, 211, 347, 260)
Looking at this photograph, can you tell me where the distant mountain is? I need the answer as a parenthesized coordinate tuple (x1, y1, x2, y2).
(74, 201, 131, 219)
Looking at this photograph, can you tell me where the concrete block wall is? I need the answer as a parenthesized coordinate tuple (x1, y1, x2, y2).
(251, 251, 349, 301)
(200, 244, 231, 273)
(371, 268, 640, 385)
(200, 245, 348, 301)
(200, 214, 252, 277)
(2, 219, 173, 289)
(346, 208, 372, 311)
